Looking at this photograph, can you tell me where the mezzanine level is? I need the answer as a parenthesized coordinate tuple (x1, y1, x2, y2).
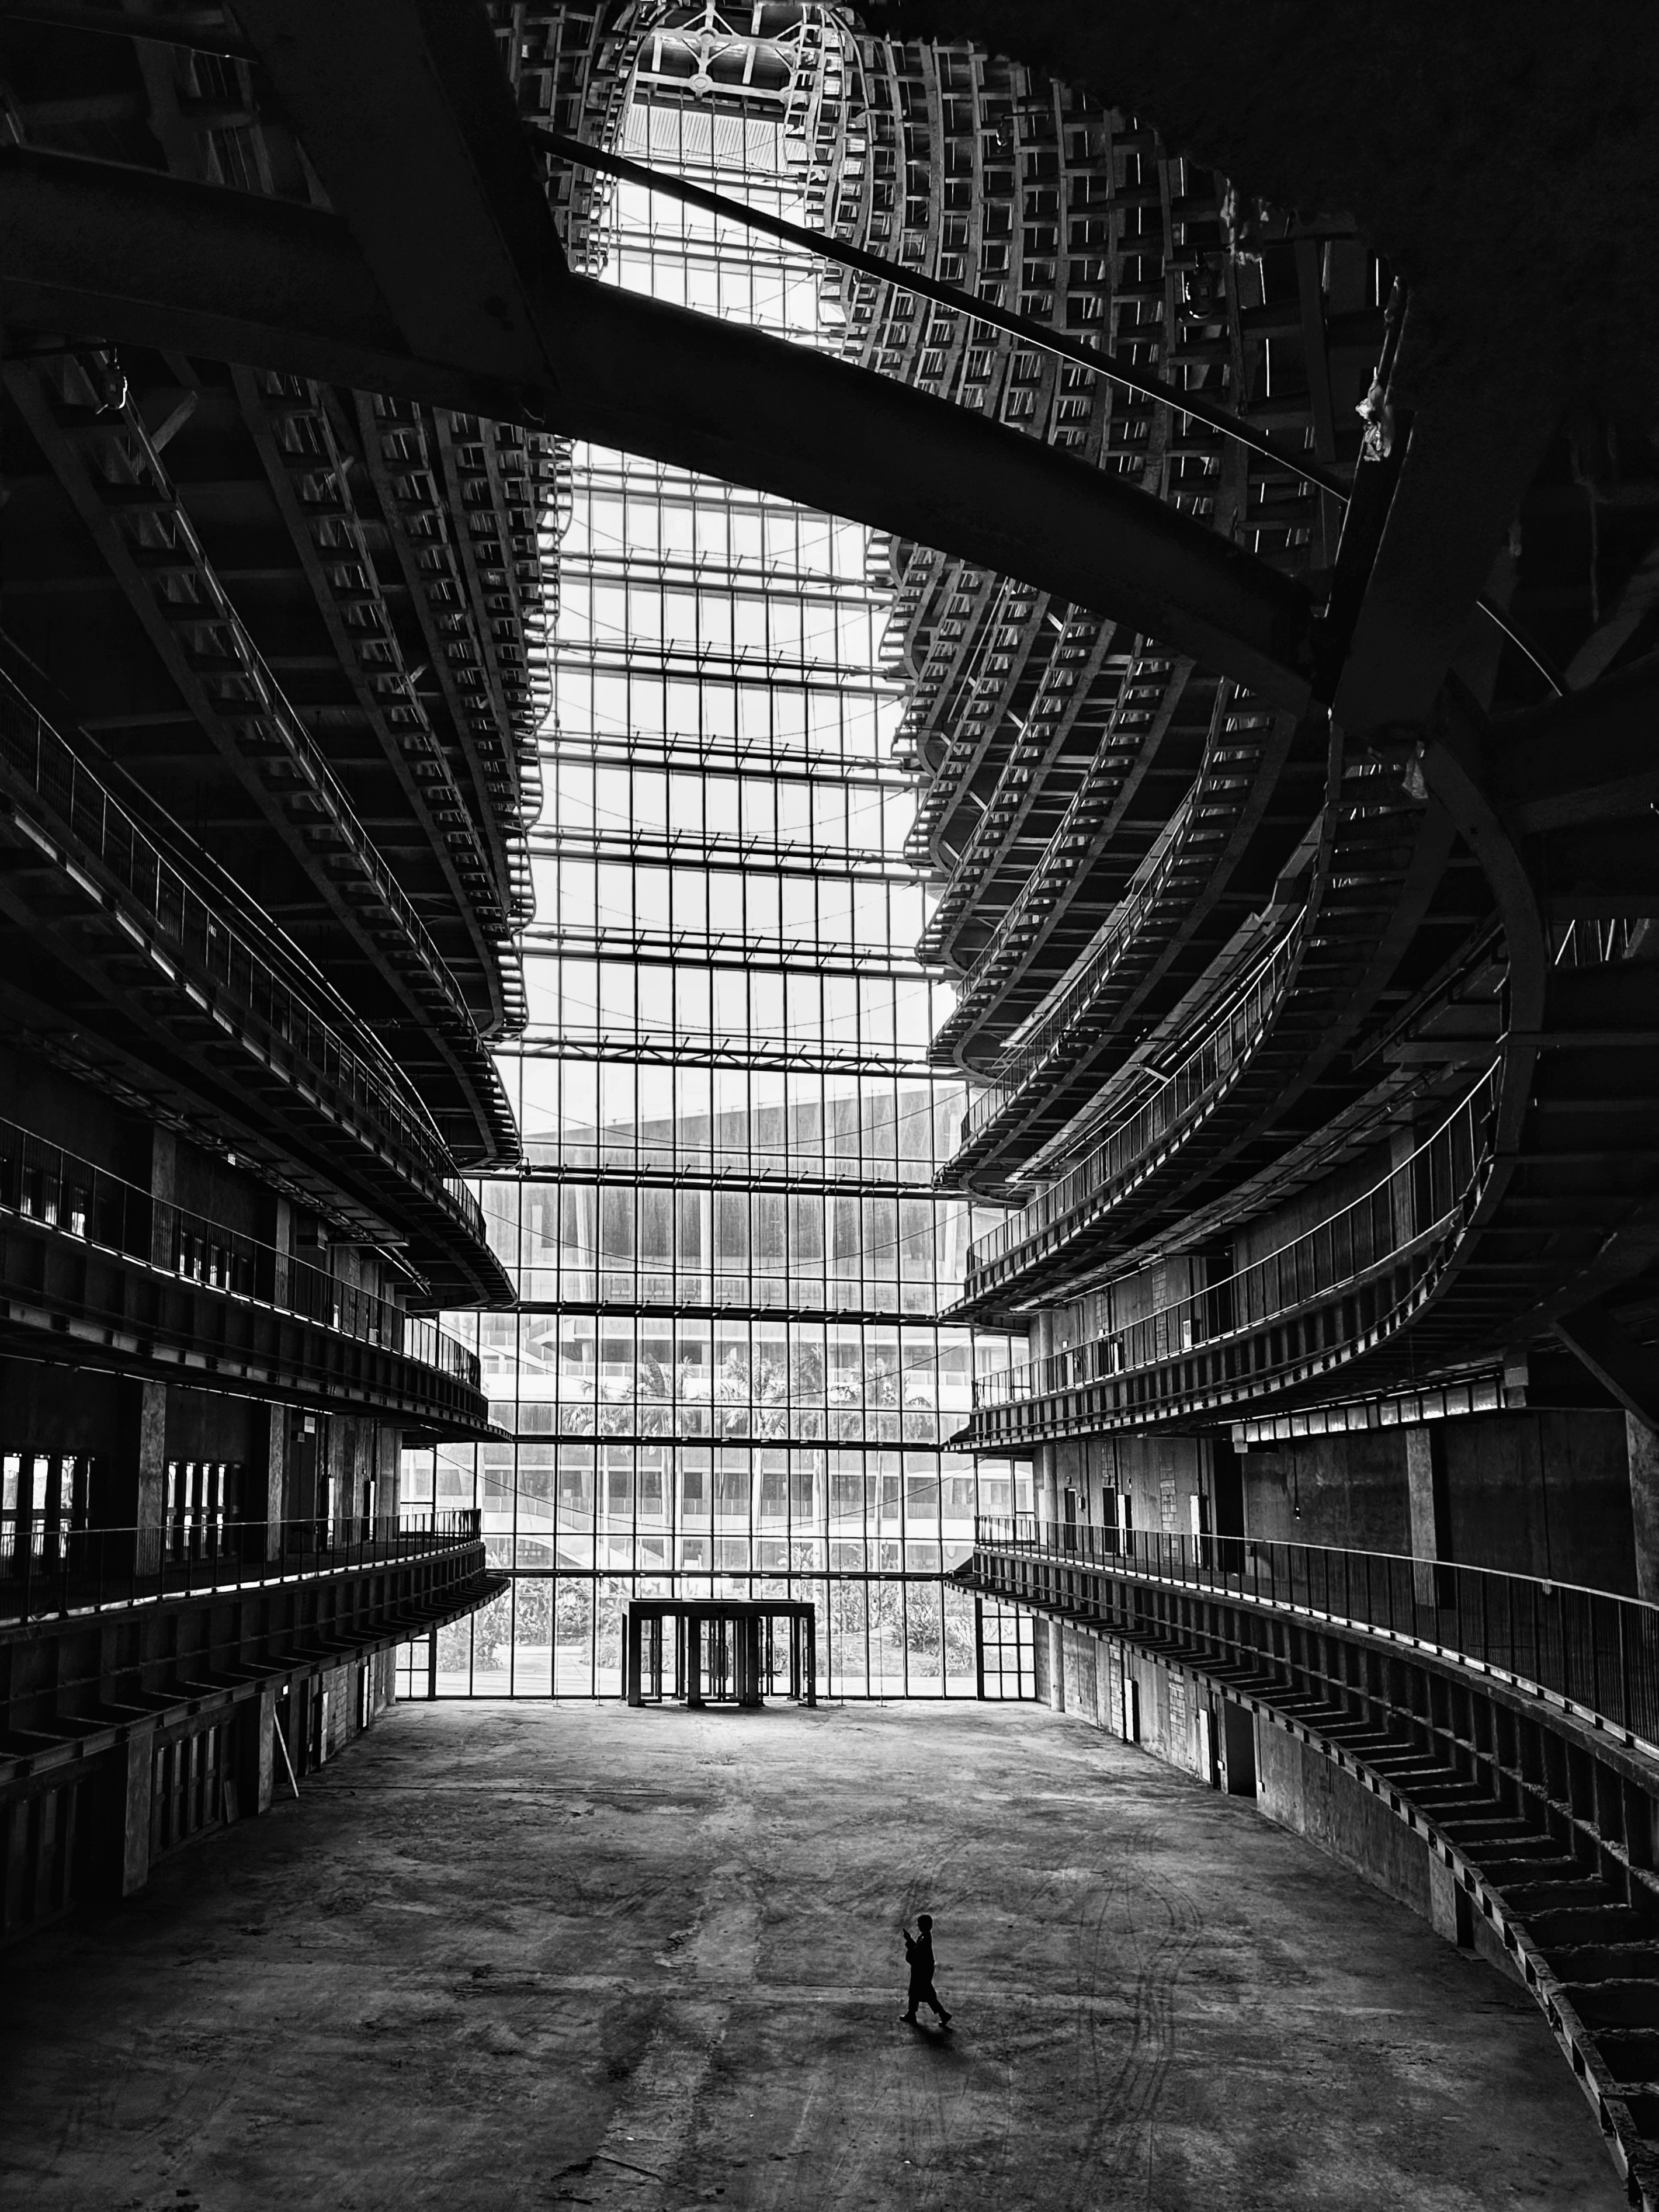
(963, 1067, 1497, 1444)
(0, 1510, 498, 1943)
(0, 667, 509, 1307)
(0, 1117, 493, 1435)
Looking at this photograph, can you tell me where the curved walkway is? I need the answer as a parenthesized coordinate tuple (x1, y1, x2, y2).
(0, 1703, 1621, 2211)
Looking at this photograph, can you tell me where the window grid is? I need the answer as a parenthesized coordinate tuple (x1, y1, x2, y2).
(404, 50, 1031, 1701)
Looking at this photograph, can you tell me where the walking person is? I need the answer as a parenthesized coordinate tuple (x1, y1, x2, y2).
(900, 1912, 952, 2027)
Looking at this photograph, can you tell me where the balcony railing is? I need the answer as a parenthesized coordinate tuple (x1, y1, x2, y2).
(974, 1062, 1500, 1414)
(47, 370, 478, 1033)
(958, 692, 1279, 1146)
(939, 645, 1182, 1009)
(971, 1518, 1659, 1752)
(0, 1116, 480, 1389)
(0, 666, 486, 1249)
(961, 801, 1194, 1146)
(0, 1510, 484, 1624)
(966, 916, 1306, 1287)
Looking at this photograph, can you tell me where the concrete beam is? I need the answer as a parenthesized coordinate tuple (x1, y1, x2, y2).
(1404, 1427, 1450, 1609)
(229, 0, 570, 391)
(1331, 388, 1560, 741)
(1554, 1301, 1659, 1432)
(0, 161, 1314, 704)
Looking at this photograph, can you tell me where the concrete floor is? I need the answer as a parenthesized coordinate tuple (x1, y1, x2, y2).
(0, 1701, 1623, 2212)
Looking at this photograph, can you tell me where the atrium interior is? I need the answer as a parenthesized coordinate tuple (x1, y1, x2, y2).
(1, 4, 1657, 2209)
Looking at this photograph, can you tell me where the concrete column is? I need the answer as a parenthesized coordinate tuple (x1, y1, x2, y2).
(114, 1379, 168, 1575)
(328, 1417, 356, 1533)
(378, 1423, 401, 1534)
(1428, 1852, 1474, 1948)
(1404, 1426, 1449, 1607)
(116, 1722, 157, 1897)
(271, 1196, 291, 1308)
(148, 1126, 177, 1270)
(1037, 1446, 1060, 1523)
(262, 1405, 287, 1560)
(1627, 1414, 1659, 1602)
(1389, 1123, 1417, 1250)
(239, 1683, 277, 1816)
(1047, 1621, 1065, 1712)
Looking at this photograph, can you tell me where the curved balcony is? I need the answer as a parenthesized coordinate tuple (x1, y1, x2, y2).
(913, 612, 1122, 970)
(964, 1064, 1500, 1443)
(937, 730, 1283, 1196)
(957, 691, 1282, 1113)
(958, 915, 1306, 1310)
(902, 577, 1043, 869)
(975, 1516, 1659, 1750)
(11, 360, 518, 1159)
(238, 369, 516, 952)
(962, 1520, 1659, 2207)
(0, 1508, 499, 1929)
(0, 1510, 484, 1626)
(926, 649, 1209, 1051)
(0, 1117, 494, 1435)
(0, 668, 508, 1305)
(952, 749, 1439, 1314)
(954, 802, 1195, 1152)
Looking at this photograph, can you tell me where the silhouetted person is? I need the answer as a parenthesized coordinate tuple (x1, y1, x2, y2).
(901, 1912, 952, 2027)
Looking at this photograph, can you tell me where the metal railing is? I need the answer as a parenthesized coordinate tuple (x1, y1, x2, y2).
(917, 612, 1115, 962)
(976, 1062, 1499, 1410)
(943, 645, 1182, 1016)
(0, 1116, 480, 1388)
(966, 916, 1305, 1283)
(960, 692, 1278, 1146)
(972, 1516, 1659, 1751)
(59, 372, 478, 1033)
(0, 1510, 484, 1625)
(0, 665, 487, 1250)
(961, 800, 1193, 1147)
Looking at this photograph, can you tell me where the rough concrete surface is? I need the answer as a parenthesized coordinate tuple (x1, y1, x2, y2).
(0, 1701, 1622, 2211)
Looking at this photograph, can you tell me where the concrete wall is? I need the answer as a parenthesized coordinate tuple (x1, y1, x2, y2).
(0, 1046, 150, 1180)
(0, 1360, 123, 1455)
(164, 1388, 264, 1467)
(1057, 1254, 1202, 1345)
(1441, 1411, 1635, 1593)
(1240, 1433, 1413, 1551)
(169, 1128, 278, 1242)
(1238, 1413, 1638, 1591)
(1231, 1137, 1395, 1274)
(1057, 1433, 1210, 1539)
(1254, 1720, 1431, 1919)
(1037, 1614, 1517, 1981)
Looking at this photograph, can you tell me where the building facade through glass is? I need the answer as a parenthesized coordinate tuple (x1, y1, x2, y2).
(398, 15, 1034, 1702)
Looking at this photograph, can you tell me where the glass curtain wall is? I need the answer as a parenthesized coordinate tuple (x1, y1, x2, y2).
(399, 14, 1034, 1702)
